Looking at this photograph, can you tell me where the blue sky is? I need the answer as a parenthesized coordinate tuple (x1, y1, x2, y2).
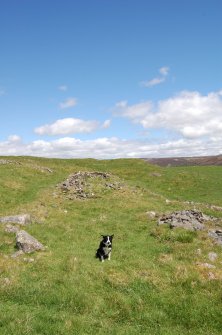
(1, 0, 222, 158)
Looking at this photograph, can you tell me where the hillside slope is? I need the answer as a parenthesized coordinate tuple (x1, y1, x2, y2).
(0, 156, 222, 335)
(143, 154, 222, 167)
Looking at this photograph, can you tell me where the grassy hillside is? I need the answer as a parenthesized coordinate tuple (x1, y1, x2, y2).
(0, 156, 222, 334)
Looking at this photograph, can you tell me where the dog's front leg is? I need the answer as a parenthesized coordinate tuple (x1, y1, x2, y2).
(101, 256, 104, 262)
(108, 252, 111, 261)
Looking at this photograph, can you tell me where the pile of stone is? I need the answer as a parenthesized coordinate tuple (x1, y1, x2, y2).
(158, 210, 214, 231)
(59, 171, 122, 199)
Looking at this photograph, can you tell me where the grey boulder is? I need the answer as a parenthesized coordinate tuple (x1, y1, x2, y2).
(16, 230, 45, 253)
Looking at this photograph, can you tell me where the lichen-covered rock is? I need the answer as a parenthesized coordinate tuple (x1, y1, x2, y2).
(0, 214, 32, 225)
(16, 230, 45, 253)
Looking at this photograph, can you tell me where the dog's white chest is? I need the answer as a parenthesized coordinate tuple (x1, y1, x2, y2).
(103, 246, 111, 255)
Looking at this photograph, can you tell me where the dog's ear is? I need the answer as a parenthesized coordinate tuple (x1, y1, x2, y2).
(111, 234, 114, 238)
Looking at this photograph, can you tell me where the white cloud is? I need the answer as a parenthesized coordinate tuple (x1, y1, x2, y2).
(114, 100, 153, 122)
(7, 135, 21, 142)
(115, 90, 222, 139)
(141, 66, 170, 87)
(58, 85, 68, 91)
(1, 135, 222, 159)
(59, 97, 77, 109)
(102, 119, 111, 129)
(2, 89, 222, 159)
(159, 66, 169, 76)
(141, 77, 166, 88)
(34, 118, 99, 136)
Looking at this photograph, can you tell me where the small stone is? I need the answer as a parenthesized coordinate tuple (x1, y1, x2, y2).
(150, 172, 162, 177)
(5, 224, 19, 233)
(208, 252, 218, 262)
(4, 277, 11, 285)
(208, 272, 216, 280)
(146, 211, 156, 219)
(196, 248, 202, 255)
(196, 262, 216, 269)
(23, 258, 35, 263)
(11, 250, 24, 258)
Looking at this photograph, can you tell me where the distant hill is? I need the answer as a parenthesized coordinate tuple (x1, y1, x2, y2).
(143, 155, 222, 167)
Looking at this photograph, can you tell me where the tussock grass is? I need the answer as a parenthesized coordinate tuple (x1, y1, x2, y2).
(0, 156, 222, 334)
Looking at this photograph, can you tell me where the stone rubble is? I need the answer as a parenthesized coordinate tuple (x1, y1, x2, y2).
(196, 262, 216, 269)
(59, 171, 123, 199)
(157, 209, 222, 247)
(158, 210, 214, 231)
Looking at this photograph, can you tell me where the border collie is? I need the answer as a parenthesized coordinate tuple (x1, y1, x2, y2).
(96, 235, 114, 262)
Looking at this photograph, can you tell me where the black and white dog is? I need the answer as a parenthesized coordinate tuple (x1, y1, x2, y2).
(96, 235, 114, 262)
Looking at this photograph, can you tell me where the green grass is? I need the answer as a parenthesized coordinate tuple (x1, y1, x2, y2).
(0, 156, 222, 334)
